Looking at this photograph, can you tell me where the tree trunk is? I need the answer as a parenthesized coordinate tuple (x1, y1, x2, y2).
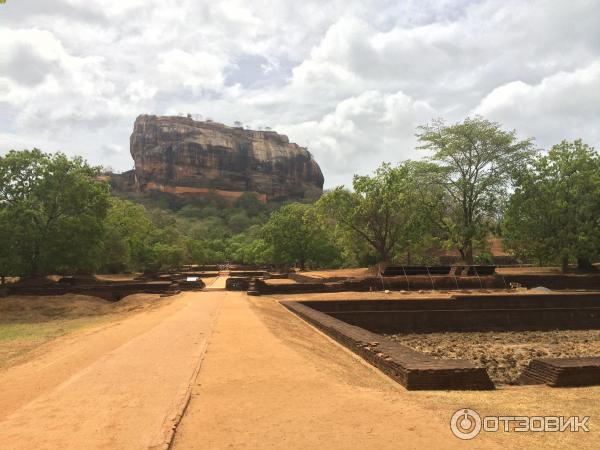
(30, 240, 41, 278)
(465, 239, 474, 265)
(576, 257, 594, 272)
(379, 245, 390, 265)
(406, 250, 412, 265)
(561, 256, 569, 273)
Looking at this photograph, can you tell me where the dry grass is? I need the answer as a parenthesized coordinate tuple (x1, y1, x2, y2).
(415, 385, 600, 449)
(0, 293, 166, 369)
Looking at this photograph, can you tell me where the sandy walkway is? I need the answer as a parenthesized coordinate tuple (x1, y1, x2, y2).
(0, 291, 222, 450)
(3, 290, 593, 449)
(204, 276, 227, 290)
(172, 292, 494, 449)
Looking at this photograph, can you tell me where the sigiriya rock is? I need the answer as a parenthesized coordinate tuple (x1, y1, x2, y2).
(113, 115, 324, 202)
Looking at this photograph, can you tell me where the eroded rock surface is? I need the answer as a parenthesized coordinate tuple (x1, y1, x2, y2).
(128, 115, 324, 202)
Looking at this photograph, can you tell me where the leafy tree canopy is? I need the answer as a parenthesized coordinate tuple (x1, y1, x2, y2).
(0, 149, 110, 277)
(317, 161, 440, 264)
(262, 203, 339, 269)
(503, 139, 600, 271)
(417, 116, 537, 264)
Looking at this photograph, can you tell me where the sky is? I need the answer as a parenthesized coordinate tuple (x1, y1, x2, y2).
(1, 0, 600, 188)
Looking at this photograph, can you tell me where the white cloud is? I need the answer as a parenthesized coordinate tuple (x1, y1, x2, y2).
(157, 49, 228, 92)
(278, 90, 435, 186)
(1, 0, 600, 186)
(474, 62, 600, 147)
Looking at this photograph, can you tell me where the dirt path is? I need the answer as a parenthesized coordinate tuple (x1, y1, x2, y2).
(204, 276, 227, 290)
(3, 290, 592, 449)
(0, 291, 222, 450)
(172, 292, 494, 449)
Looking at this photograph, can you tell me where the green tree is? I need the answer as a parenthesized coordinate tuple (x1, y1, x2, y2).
(262, 203, 339, 269)
(184, 239, 208, 265)
(239, 238, 273, 265)
(0, 208, 14, 283)
(0, 149, 110, 277)
(503, 140, 600, 272)
(234, 192, 266, 216)
(417, 116, 537, 264)
(227, 210, 251, 233)
(188, 216, 228, 241)
(317, 161, 437, 263)
(146, 243, 184, 272)
(100, 198, 153, 272)
(227, 225, 273, 265)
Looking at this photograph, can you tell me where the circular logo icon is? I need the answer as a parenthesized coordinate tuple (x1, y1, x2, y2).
(450, 408, 482, 440)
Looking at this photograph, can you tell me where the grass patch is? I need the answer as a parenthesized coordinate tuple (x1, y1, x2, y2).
(0, 293, 164, 369)
(0, 317, 110, 369)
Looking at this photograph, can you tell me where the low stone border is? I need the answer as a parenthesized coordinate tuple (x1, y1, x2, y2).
(503, 274, 600, 290)
(519, 357, 600, 387)
(229, 271, 266, 277)
(281, 300, 494, 390)
(226, 277, 251, 291)
(256, 276, 503, 294)
(177, 279, 206, 291)
(256, 273, 600, 293)
(311, 294, 600, 333)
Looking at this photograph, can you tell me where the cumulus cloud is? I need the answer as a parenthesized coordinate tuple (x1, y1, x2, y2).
(1, 0, 600, 186)
(279, 91, 435, 186)
(157, 49, 228, 92)
(474, 62, 600, 147)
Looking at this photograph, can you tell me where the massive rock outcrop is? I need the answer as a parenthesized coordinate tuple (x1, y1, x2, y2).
(127, 115, 324, 202)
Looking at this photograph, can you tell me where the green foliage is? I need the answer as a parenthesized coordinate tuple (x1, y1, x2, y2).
(227, 225, 273, 266)
(7, 127, 597, 276)
(317, 161, 440, 264)
(262, 203, 340, 269)
(0, 208, 12, 282)
(0, 149, 110, 277)
(100, 198, 153, 272)
(235, 192, 267, 216)
(503, 140, 600, 271)
(416, 116, 537, 264)
(474, 251, 494, 265)
(227, 211, 251, 233)
(97, 189, 276, 270)
(146, 243, 184, 272)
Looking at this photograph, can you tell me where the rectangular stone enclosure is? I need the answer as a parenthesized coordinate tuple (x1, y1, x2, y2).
(282, 292, 600, 390)
(305, 293, 600, 333)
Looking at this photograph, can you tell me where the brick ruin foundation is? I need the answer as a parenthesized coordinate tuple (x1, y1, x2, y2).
(282, 294, 600, 390)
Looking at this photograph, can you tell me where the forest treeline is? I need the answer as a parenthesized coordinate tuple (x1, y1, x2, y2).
(1, 116, 599, 278)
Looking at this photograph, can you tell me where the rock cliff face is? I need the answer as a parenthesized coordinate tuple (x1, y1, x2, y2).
(128, 115, 324, 202)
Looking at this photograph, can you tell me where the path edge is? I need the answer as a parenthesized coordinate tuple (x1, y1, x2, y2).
(148, 296, 224, 450)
